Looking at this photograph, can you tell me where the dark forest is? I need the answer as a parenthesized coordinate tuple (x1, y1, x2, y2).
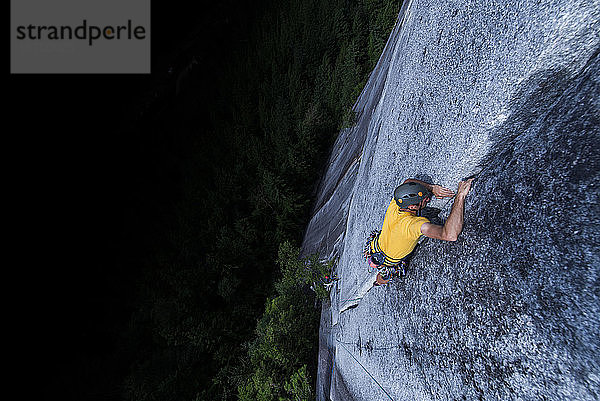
(10, 0, 400, 399)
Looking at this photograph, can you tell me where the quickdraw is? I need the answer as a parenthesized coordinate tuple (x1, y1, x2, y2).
(363, 229, 406, 285)
(321, 273, 339, 290)
(363, 229, 380, 260)
(372, 261, 407, 286)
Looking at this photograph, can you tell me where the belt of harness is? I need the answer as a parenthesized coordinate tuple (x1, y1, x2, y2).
(363, 230, 379, 258)
(363, 230, 406, 282)
(363, 230, 403, 266)
(363, 230, 429, 282)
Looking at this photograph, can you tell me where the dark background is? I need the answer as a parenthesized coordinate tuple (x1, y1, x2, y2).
(8, 0, 402, 398)
(9, 0, 257, 395)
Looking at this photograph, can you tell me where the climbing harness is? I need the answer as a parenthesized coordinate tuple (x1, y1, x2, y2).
(363, 230, 395, 269)
(363, 230, 380, 260)
(363, 229, 408, 286)
(372, 261, 407, 286)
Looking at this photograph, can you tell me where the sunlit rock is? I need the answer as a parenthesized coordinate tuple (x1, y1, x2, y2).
(303, 1, 600, 399)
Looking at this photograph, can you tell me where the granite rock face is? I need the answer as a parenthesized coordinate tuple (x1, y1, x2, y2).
(302, 1, 600, 400)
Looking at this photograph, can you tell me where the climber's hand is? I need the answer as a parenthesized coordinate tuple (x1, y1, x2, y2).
(456, 178, 474, 199)
(432, 184, 455, 199)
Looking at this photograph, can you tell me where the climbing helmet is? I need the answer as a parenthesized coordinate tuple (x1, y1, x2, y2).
(393, 182, 431, 208)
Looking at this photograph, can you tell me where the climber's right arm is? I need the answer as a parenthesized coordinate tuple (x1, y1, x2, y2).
(420, 179, 473, 242)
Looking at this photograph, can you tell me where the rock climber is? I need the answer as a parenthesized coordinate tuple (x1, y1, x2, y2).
(367, 178, 474, 285)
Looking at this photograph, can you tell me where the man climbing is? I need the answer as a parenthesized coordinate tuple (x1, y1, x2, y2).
(367, 178, 474, 285)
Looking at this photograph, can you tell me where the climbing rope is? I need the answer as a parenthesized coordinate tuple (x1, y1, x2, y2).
(337, 339, 400, 352)
(337, 340, 395, 401)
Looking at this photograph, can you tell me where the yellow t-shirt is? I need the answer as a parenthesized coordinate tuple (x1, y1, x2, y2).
(371, 199, 430, 266)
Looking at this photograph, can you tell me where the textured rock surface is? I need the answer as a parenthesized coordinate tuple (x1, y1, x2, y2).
(302, 0, 600, 400)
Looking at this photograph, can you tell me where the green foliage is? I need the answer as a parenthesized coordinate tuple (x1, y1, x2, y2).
(238, 242, 330, 401)
(282, 366, 314, 401)
(123, 1, 401, 400)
